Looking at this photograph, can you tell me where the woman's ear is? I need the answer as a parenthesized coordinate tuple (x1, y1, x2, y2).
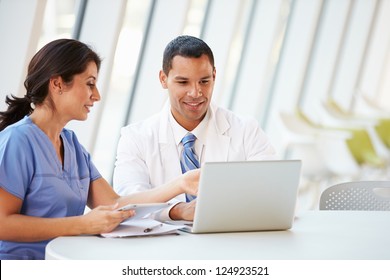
(49, 76, 63, 94)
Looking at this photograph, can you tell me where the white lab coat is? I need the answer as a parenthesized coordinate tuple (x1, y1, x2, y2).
(113, 102, 277, 202)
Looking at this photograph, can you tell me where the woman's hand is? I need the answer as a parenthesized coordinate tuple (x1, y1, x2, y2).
(81, 204, 135, 234)
(180, 168, 200, 196)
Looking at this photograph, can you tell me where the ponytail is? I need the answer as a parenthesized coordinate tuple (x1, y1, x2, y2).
(0, 95, 33, 131)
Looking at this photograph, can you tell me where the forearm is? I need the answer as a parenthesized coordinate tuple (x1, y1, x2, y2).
(0, 214, 86, 242)
(116, 177, 184, 205)
(87, 177, 181, 208)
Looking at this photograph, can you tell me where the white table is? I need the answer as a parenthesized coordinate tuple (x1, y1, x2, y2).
(45, 211, 390, 260)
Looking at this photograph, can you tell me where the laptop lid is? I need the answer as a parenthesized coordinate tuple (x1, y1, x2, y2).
(190, 160, 301, 233)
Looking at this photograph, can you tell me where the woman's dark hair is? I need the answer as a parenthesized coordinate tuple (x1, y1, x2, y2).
(0, 38, 101, 131)
(162, 35, 214, 75)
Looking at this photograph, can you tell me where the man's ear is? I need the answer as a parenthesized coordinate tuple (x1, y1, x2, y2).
(159, 70, 168, 89)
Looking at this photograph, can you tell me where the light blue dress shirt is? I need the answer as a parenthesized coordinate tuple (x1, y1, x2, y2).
(0, 116, 101, 259)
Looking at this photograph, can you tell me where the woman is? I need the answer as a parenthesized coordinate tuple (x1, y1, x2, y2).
(0, 39, 198, 260)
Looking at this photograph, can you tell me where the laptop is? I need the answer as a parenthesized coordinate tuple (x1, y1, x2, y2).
(177, 160, 302, 233)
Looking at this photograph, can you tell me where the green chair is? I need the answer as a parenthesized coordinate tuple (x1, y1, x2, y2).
(297, 109, 385, 168)
(375, 118, 390, 149)
(323, 98, 390, 161)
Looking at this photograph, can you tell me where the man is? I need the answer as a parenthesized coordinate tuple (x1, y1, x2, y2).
(113, 35, 276, 221)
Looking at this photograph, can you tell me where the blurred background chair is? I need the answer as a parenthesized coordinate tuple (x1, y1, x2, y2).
(280, 110, 363, 211)
(319, 181, 390, 210)
(322, 97, 390, 163)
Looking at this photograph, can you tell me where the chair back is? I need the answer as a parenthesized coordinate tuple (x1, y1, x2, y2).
(320, 181, 390, 210)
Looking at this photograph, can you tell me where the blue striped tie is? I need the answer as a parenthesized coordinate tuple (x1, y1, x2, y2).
(180, 133, 199, 202)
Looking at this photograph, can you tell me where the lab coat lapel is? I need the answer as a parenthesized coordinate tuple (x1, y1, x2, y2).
(158, 105, 182, 176)
(204, 104, 231, 162)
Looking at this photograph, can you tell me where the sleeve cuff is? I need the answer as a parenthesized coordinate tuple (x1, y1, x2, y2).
(151, 201, 181, 222)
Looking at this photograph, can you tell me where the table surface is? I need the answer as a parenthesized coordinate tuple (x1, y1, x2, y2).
(45, 210, 390, 260)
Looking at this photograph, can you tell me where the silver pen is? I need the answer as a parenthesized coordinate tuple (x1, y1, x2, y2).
(144, 223, 163, 233)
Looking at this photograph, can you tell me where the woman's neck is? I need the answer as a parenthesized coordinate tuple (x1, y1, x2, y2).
(29, 107, 66, 166)
(29, 106, 65, 141)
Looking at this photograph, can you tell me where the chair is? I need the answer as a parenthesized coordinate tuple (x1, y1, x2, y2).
(280, 110, 361, 176)
(323, 98, 390, 162)
(319, 181, 390, 210)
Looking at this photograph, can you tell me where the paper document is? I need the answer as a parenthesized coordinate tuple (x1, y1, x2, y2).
(101, 219, 185, 238)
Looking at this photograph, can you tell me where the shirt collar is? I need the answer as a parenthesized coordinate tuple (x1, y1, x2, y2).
(169, 108, 211, 147)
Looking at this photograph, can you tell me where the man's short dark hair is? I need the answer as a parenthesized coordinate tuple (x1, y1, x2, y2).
(162, 35, 215, 75)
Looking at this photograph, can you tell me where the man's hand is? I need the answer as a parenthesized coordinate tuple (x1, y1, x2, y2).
(169, 200, 196, 221)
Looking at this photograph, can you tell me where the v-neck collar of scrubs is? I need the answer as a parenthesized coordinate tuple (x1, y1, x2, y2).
(26, 117, 69, 174)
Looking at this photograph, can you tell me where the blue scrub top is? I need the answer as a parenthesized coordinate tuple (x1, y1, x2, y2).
(0, 116, 101, 260)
